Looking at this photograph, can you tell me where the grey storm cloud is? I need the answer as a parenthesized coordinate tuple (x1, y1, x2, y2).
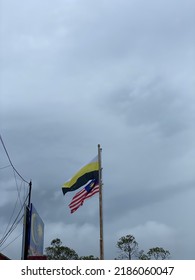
(0, 0, 195, 260)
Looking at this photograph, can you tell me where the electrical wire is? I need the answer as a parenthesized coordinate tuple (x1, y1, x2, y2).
(0, 214, 24, 246)
(13, 169, 24, 207)
(1, 179, 27, 243)
(0, 194, 28, 247)
(0, 133, 31, 253)
(0, 134, 29, 184)
(0, 165, 11, 170)
(0, 232, 23, 252)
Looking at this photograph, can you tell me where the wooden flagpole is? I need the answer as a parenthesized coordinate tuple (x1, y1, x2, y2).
(98, 144, 104, 260)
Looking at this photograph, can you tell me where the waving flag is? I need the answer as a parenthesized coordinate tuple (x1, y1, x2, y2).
(69, 179, 99, 213)
(62, 155, 99, 195)
(61, 145, 104, 259)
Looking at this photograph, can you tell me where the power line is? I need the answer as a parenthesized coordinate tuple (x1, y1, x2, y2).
(0, 232, 23, 252)
(0, 133, 31, 253)
(0, 134, 29, 184)
(0, 165, 11, 170)
(0, 194, 28, 247)
(1, 182, 27, 244)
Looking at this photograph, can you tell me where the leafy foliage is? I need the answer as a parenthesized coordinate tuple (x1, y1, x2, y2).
(116, 234, 138, 260)
(45, 238, 79, 260)
(116, 235, 171, 260)
(138, 250, 150, 260)
(147, 247, 170, 260)
(79, 255, 99, 260)
(45, 237, 170, 260)
(45, 238, 99, 260)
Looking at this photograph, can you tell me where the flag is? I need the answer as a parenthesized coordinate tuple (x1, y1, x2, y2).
(62, 155, 99, 195)
(69, 179, 99, 213)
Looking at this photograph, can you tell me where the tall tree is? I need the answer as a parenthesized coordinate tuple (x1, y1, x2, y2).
(116, 234, 138, 260)
(147, 247, 170, 260)
(45, 238, 79, 260)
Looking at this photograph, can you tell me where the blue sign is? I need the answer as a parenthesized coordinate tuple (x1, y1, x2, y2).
(28, 204, 44, 256)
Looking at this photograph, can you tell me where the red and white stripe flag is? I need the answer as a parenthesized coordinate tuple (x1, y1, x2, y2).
(69, 180, 99, 214)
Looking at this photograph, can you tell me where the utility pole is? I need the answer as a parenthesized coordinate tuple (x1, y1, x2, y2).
(21, 181, 32, 260)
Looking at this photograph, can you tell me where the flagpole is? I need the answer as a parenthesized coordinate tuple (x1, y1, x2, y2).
(98, 144, 104, 260)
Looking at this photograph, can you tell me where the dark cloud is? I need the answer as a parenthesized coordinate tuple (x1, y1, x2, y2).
(105, 77, 193, 137)
(0, 0, 194, 260)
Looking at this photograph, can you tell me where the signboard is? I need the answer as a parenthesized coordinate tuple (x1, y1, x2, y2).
(28, 204, 44, 256)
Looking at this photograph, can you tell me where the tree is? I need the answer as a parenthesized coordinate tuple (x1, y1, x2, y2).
(116, 235, 171, 260)
(147, 247, 170, 260)
(45, 238, 79, 260)
(138, 250, 150, 260)
(116, 234, 138, 260)
(79, 255, 99, 260)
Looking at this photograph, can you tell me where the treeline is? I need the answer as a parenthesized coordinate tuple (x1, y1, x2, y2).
(45, 234, 170, 260)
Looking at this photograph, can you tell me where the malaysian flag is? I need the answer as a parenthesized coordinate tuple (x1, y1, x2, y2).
(69, 179, 99, 213)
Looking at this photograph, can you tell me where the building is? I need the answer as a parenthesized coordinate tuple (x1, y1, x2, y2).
(0, 253, 10, 260)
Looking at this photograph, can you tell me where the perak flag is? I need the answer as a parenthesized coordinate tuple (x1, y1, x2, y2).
(62, 155, 99, 195)
(69, 179, 99, 213)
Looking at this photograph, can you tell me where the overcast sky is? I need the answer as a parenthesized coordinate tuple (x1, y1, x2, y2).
(0, 0, 195, 260)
